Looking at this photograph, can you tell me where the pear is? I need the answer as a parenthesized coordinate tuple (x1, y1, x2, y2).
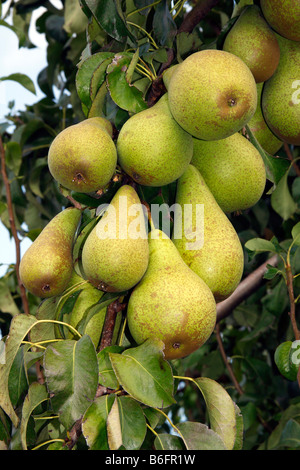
(260, 0, 300, 42)
(82, 185, 149, 292)
(262, 35, 300, 145)
(19, 208, 82, 298)
(248, 82, 283, 155)
(80, 116, 113, 137)
(116, 93, 193, 187)
(223, 5, 280, 83)
(162, 64, 180, 90)
(48, 118, 117, 193)
(191, 132, 266, 213)
(173, 165, 244, 301)
(167, 49, 257, 141)
(127, 229, 216, 360)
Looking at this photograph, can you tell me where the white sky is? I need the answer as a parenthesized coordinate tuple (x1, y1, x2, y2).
(0, 3, 59, 276)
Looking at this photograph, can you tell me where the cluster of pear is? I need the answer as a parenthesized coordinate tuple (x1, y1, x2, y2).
(19, 1, 300, 360)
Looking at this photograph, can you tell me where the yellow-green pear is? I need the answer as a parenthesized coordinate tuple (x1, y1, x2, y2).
(248, 82, 283, 155)
(162, 64, 180, 90)
(167, 49, 257, 141)
(223, 5, 280, 83)
(173, 165, 244, 301)
(80, 116, 113, 137)
(82, 185, 149, 292)
(116, 93, 193, 186)
(19, 208, 82, 298)
(260, 0, 300, 42)
(127, 229, 216, 360)
(48, 118, 117, 193)
(262, 34, 300, 145)
(191, 133, 266, 213)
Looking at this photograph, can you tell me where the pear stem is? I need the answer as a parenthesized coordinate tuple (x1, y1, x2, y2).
(0, 135, 30, 315)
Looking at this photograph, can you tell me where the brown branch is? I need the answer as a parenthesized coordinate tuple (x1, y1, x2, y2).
(178, 0, 220, 33)
(284, 142, 300, 176)
(215, 323, 244, 395)
(286, 263, 300, 341)
(0, 135, 30, 315)
(216, 255, 278, 322)
(98, 299, 126, 351)
(66, 194, 83, 211)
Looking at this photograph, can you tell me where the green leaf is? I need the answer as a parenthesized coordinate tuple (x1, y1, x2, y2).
(20, 382, 48, 450)
(154, 433, 185, 450)
(82, 0, 135, 42)
(5, 142, 22, 176)
(106, 53, 148, 113)
(109, 339, 175, 408)
(263, 264, 282, 280)
(0, 278, 20, 316)
(30, 297, 58, 345)
(43, 335, 98, 429)
(176, 422, 227, 450)
(271, 169, 298, 221)
(0, 73, 36, 94)
(8, 346, 28, 407)
(76, 52, 114, 109)
(0, 314, 37, 427)
(98, 345, 123, 389)
(245, 124, 289, 185)
(82, 394, 115, 450)
(245, 237, 279, 260)
(232, 403, 244, 450)
(274, 342, 298, 382)
(292, 222, 300, 246)
(153, 0, 177, 46)
(278, 419, 300, 449)
(116, 396, 147, 449)
(194, 377, 237, 450)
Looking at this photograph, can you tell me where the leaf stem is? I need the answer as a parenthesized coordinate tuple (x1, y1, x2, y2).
(127, 21, 159, 49)
(31, 438, 66, 450)
(153, 407, 189, 449)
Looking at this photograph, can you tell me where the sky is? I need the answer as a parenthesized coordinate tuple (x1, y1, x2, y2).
(0, 3, 60, 276)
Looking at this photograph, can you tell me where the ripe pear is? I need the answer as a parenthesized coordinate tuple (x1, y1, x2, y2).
(48, 118, 117, 193)
(260, 0, 300, 42)
(116, 93, 193, 186)
(82, 185, 149, 292)
(127, 229, 216, 360)
(191, 132, 266, 213)
(248, 82, 283, 155)
(167, 49, 257, 141)
(262, 35, 300, 145)
(173, 165, 244, 301)
(162, 64, 180, 90)
(19, 208, 82, 298)
(223, 5, 280, 83)
(80, 116, 113, 137)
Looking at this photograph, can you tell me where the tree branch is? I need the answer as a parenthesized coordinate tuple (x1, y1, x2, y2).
(0, 135, 30, 315)
(215, 322, 244, 395)
(98, 299, 126, 351)
(178, 0, 220, 33)
(216, 255, 278, 322)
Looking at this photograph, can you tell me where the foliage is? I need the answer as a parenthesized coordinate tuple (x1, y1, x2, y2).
(0, 0, 300, 451)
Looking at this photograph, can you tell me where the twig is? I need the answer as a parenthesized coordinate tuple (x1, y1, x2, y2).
(284, 142, 300, 176)
(178, 0, 220, 33)
(285, 263, 300, 341)
(66, 194, 83, 210)
(0, 135, 30, 315)
(215, 323, 244, 395)
(216, 255, 278, 322)
(98, 299, 126, 351)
